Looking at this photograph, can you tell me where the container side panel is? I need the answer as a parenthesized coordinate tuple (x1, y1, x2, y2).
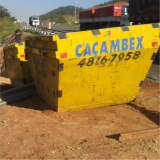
(4, 42, 33, 87)
(26, 23, 159, 112)
(27, 52, 59, 111)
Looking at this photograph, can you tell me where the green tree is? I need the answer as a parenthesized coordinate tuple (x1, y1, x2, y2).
(0, 6, 19, 41)
(40, 6, 84, 21)
(0, 5, 11, 20)
(94, 0, 129, 7)
(55, 16, 67, 24)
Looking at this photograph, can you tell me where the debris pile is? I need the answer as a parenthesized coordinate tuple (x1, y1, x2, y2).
(0, 28, 23, 47)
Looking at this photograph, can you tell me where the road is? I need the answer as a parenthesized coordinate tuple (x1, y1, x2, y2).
(147, 64, 159, 83)
(147, 50, 159, 83)
(42, 25, 79, 32)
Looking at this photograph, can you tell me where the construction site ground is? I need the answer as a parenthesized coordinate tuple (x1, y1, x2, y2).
(0, 31, 159, 159)
(0, 75, 159, 159)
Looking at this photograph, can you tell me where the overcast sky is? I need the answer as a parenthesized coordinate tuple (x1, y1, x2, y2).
(0, 0, 109, 22)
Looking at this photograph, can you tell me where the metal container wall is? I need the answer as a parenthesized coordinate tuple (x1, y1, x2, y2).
(4, 42, 33, 87)
(94, 2, 128, 18)
(129, 0, 159, 23)
(25, 23, 159, 112)
(79, 8, 95, 19)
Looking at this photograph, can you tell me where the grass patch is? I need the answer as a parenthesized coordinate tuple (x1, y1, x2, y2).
(43, 23, 80, 29)
(0, 19, 20, 42)
(53, 24, 80, 29)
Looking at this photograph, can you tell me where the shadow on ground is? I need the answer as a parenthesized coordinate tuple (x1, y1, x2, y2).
(153, 49, 159, 65)
(129, 103, 159, 126)
(106, 134, 120, 141)
(10, 95, 52, 111)
(0, 83, 13, 91)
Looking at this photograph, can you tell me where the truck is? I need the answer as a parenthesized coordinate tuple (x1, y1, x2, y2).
(79, 7, 99, 30)
(79, 2, 130, 30)
(129, 0, 159, 25)
(80, 1, 159, 62)
(129, 0, 159, 64)
(29, 16, 40, 26)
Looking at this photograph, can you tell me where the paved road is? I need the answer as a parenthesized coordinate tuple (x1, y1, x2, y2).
(147, 50, 159, 83)
(147, 64, 159, 83)
(42, 25, 79, 32)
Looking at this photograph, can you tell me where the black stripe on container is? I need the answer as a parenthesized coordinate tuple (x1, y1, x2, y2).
(139, 81, 144, 87)
(59, 63, 64, 72)
(92, 30, 101, 35)
(121, 26, 130, 31)
(18, 42, 23, 46)
(20, 61, 24, 66)
(23, 78, 26, 84)
(151, 53, 157, 60)
(58, 33, 67, 39)
(152, 23, 159, 28)
(57, 90, 62, 98)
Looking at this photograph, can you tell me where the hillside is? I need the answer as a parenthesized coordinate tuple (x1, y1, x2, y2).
(0, 5, 19, 41)
(40, 6, 83, 24)
(63, 15, 79, 24)
(94, 0, 128, 7)
(0, 5, 15, 20)
(39, 0, 129, 24)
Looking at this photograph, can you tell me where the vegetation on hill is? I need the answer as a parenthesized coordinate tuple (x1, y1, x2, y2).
(94, 0, 129, 7)
(63, 15, 79, 24)
(40, 1, 129, 24)
(40, 5, 83, 24)
(0, 6, 19, 42)
(0, 5, 16, 21)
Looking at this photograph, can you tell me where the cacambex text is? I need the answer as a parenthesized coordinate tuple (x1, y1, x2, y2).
(75, 36, 144, 57)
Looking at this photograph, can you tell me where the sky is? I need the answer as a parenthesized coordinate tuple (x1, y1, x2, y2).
(0, 0, 109, 22)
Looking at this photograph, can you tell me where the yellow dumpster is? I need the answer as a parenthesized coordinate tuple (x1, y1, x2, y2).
(25, 23, 159, 112)
(4, 42, 33, 87)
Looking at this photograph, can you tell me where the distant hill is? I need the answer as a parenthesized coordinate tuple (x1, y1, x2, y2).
(40, 6, 84, 24)
(40, 1, 129, 24)
(94, 0, 129, 7)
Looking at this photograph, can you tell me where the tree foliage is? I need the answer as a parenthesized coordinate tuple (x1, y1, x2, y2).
(94, 0, 129, 7)
(40, 5, 84, 22)
(40, 1, 129, 23)
(0, 5, 11, 20)
(0, 6, 19, 41)
(0, 5, 15, 21)
(55, 16, 67, 24)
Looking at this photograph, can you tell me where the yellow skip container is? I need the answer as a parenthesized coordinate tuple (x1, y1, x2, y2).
(3, 42, 33, 87)
(25, 23, 159, 112)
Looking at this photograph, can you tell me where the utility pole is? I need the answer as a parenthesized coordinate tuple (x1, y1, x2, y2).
(75, 1, 78, 18)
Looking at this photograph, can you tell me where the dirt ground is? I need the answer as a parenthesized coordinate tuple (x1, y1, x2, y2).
(0, 78, 159, 159)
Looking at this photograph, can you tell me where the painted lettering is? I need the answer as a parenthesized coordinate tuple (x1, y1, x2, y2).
(75, 44, 82, 57)
(100, 41, 108, 54)
(136, 36, 144, 50)
(130, 37, 135, 50)
(75, 36, 144, 57)
(110, 39, 120, 53)
(121, 38, 128, 51)
(84, 43, 91, 57)
(92, 42, 98, 56)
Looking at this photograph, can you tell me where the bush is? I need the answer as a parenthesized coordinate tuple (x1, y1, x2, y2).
(0, 18, 20, 42)
(55, 16, 67, 24)
(0, 5, 11, 20)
